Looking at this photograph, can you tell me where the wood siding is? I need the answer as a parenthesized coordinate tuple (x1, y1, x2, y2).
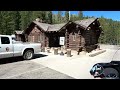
(27, 26, 47, 47)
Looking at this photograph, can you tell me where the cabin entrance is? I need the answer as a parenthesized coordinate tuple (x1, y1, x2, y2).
(49, 33, 60, 47)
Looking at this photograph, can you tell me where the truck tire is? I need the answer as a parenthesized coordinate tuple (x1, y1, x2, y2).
(23, 50, 34, 60)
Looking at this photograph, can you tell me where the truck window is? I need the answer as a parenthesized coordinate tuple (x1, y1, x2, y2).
(1, 37, 10, 44)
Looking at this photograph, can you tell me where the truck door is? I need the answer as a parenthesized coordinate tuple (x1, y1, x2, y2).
(0, 36, 14, 59)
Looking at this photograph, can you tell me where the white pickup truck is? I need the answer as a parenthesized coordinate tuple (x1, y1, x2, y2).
(0, 35, 41, 60)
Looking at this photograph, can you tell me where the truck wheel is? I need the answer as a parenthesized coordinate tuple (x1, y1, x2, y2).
(23, 50, 34, 60)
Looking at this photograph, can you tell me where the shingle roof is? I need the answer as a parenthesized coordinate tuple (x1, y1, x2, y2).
(74, 18, 98, 29)
(33, 21, 51, 31)
(47, 23, 67, 31)
(33, 21, 67, 32)
(15, 31, 24, 34)
(31, 18, 99, 32)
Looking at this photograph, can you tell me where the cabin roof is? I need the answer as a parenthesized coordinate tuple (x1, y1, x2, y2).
(33, 21, 51, 31)
(74, 18, 98, 29)
(26, 18, 101, 33)
(47, 23, 67, 32)
(15, 30, 24, 34)
(33, 21, 67, 32)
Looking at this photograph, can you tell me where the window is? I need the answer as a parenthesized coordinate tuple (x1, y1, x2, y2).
(1, 37, 10, 44)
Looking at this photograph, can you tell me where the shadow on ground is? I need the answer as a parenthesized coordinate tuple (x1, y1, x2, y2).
(0, 54, 48, 65)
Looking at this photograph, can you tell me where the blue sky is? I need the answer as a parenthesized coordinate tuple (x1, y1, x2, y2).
(52, 11, 120, 21)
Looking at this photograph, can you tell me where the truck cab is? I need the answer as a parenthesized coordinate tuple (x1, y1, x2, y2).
(0, 35, 14, 59)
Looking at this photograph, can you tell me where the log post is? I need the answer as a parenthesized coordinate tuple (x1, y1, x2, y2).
(60, 46, 64, 56)
(67, 49, 71, 57)
(80, 47, 86, 55)
(96, 44, 101, 51)
(42, 48, 45, 52)
(54, 48, 58, 55)
(47, 47, 50, 53)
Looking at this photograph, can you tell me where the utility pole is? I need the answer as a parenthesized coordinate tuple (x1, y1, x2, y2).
(69, 11, 71, 20)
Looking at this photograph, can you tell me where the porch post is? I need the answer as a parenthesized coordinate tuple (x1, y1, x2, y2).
(77, 29, 82, 55)
(78, 30, 81, 47)
(65, 29, 68, 49)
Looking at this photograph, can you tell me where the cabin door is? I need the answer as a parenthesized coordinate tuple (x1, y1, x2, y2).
(49, 34, 60, 47)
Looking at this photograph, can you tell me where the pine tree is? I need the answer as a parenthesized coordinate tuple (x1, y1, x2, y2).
(65, 11, 69, 22)
(52, 14, 58, 24)
(20, 11, 33, 30)
(46, 11, 52, 24)
(0, 11, 15, 35)
(41, 11, 46, 22)
(14, 11, 21, 30)
(57, 11, 62, 23)
(78, 11, 83, 20)
(32, 11, 42, 20)
(0, 11, 2, 34)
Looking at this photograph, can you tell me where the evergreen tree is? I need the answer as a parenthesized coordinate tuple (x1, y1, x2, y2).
(52, 14, 58, 24)
(65, 11, 69, 22)
(70, 14, 78, 21)
(57, 11, 62, 23)
(14, 11, 21, 30)
(41, 11, 46, 22)
(20, 11, 32, 30)
(46, 11, 52, 24)
(0, 11, 2, 34)
(78, 11, 83, 20)
(0, 11, 15, 35)
(32, 11, 42, 20)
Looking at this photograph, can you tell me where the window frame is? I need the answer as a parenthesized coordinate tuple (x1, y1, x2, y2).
(1, 36, 10, 44)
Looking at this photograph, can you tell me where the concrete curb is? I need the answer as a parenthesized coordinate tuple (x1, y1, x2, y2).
(87, 50, 106, 57)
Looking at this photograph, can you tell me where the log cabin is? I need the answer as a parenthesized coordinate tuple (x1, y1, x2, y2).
(17, 18, 102, 53)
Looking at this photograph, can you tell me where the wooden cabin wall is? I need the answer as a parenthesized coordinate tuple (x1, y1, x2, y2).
(68, 32, 81, 50)
(28, 26, 40, 42)
(44, 33, 49, 47)
(27, 26, 47, 47)
(66, 24, 82, 50)
(15, 34, 19, 41)
(15, 34, 22, 41)
(83, 29, 97, 46)
(83, 24, 100, 52)
(65, 23, 100, 52)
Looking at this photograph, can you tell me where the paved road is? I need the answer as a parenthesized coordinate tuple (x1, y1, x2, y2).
(1, 47, 120, 79)
(0, 56, 74, 79)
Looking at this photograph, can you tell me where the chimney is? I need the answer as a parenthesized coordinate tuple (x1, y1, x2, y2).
(35, 18, 44, 23)
(36, 18, 40, 22)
